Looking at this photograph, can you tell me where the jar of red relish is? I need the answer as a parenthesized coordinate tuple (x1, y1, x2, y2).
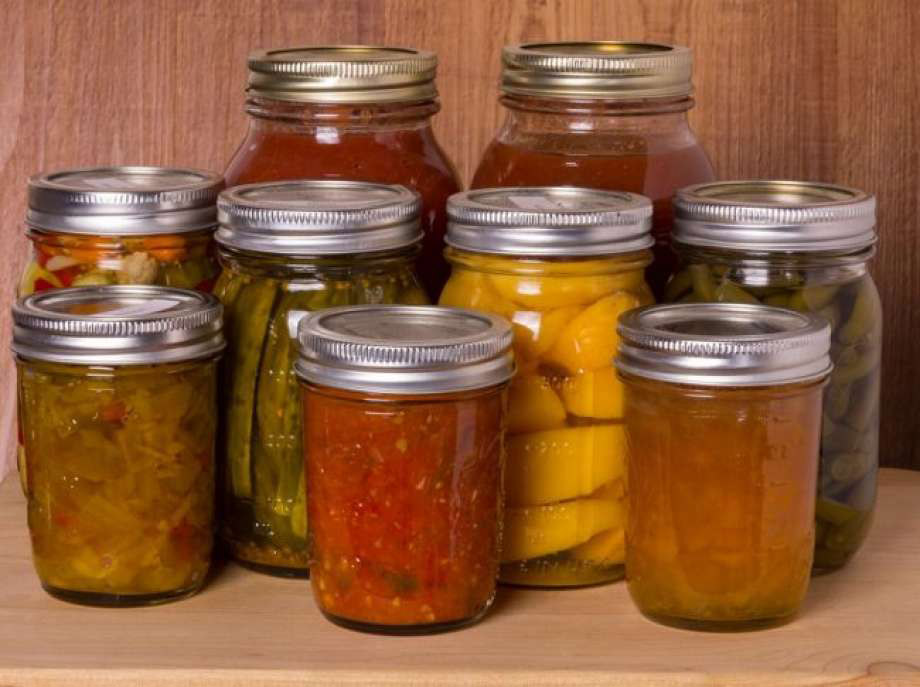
(295, 305, 513, 634)
(225, 46, 462, 299)
(472, 42, 715, 296)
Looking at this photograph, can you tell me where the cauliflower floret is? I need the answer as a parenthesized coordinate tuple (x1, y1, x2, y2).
(117, 252, 159, 285)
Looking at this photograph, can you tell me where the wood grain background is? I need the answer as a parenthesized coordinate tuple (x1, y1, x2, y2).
(1, 0, 917, 476)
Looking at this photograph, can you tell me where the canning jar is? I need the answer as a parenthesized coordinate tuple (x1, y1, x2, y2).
(296, 305, 513, 634)
(617, 303, 831, 630)
(215, 180, 428, 577)
(440, 186, 653, 587)
(472, 42, 715, 296)
(668, 181, 880, 571)
(12, 286, 224, 606)
(224, 46, 461, 299)
(20, 166, 223, 296)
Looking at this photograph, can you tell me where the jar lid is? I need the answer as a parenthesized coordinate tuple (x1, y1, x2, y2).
(12, 286, 225, 366)
(247, 46, 438, 104)
(616, 303, 832, 387)
(673, 180, 878, 253)
(216, 180, 422, 256)
(446, 187, 653, 256)
(295, 305, 514, 395)
(502, 42, 693, 100)
(27, 166, 223, 236)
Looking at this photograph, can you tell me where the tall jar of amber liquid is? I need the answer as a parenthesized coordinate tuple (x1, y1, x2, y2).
(440, 186, 654, 587)
(617, 303, 832, 630)
(13, 286, 225, 606)
(668, 181, 881, 571)
(224, 46, 461, 299)
(472, 42, 715, 297)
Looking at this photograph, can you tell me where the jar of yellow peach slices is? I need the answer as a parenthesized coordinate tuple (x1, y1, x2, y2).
(440, 186, 653, 586)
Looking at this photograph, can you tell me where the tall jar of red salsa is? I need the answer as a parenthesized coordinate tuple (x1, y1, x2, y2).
(20, 166, 223, 296)
(224, 46, 462, 299)
(472, 42, 715, 296)
(295, 305, 514, 634)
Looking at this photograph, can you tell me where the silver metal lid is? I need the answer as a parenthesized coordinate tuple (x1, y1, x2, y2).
(27, 166, 223, 236)
(446, 187, 653, 256)
(247, 46, 438, 104)
(12, 286, 225, 366)
(502, 42, 693, 100)
(616, 303, 832, 387)
(295, 305, 514, 395)
(673, 181, 878, 253)
(216, 180, 422, 256)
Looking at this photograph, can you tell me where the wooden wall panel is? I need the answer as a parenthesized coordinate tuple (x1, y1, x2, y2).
(1, 0, 918, 475)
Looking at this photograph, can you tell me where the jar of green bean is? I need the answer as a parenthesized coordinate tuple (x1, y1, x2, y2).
(214, 180, 428, 577)
(668, 181, 880, 571)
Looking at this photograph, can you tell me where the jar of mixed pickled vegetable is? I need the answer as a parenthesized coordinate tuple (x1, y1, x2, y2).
(472, 42, 715, 296)
(215, 180, 429, 577)
(20, 166, 223, 296)
(440, 186, 654, 587)
(225, 46, 461, 299)
(295, 305, 513, 634)
(669, 181, 881, 571)
(617, 303, 832, 630)
(12, 285, 224, 606)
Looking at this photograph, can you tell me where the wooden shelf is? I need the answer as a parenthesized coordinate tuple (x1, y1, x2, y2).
(1, 469, 919, 686)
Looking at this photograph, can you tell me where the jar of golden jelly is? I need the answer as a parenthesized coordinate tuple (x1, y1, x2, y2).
(617, 303, 832, 630)
(295, 306, 513, 634)
(12, 286, 224, 606)
(440, 186, 653, 587)
(21, 166, 223, 296)
(668, 181, 880, 571)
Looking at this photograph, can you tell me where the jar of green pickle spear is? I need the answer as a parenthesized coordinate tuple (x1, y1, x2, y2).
(668, 180, 880, 571)
(215, 179, 428, 577)
(13, 286, 224, 606)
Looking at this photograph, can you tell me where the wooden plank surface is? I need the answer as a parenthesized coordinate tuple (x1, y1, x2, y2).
(1, 469, 919, 686)
(1, 0, 918, 475)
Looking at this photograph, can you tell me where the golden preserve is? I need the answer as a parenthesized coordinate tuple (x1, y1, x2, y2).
(617, 303, 831, 630)
(441, 186, 653, 586)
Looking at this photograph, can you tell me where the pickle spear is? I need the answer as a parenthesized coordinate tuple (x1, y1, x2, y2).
(225, 278, 278, 498)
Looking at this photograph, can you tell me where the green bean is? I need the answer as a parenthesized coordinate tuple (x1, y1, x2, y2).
(796, 285, 839, 311)
(689, 264, 716, 301)
(844, 371, 880, 432)
(825, 382, 851, 421)
(224, 278, 278, 498)
(840, 280, 881, 344)
(664, 269, 694, 302)
(831, 344, 880, 385)
(714, 280, 760, 304)
(815, 497, 859, 527)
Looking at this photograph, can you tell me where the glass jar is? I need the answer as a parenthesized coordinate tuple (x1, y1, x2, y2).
(12, 286, 224, 606)
(440, 187, 654, 587)
(668, 181, 881, 571)
(20, 166, 223, 296)
(295, 305, 513, 634)
(224, 46, 461, 299)
(617, 303, 831, 630)
(215, 180, 428, 577)
(471, 42, 715, 297)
